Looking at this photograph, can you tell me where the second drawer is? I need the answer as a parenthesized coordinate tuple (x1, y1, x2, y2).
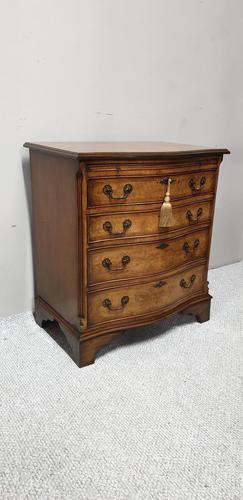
(88, 228, 209, 285)
(88, 199, 213, 243)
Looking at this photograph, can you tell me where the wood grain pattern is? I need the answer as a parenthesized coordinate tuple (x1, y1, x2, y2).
(88, 170, 216, 207)
(88, 263, 207, 326)
(88, 200, 213, 243)
(88, 228, 209, 286)
(26, 141, 229, 367)
(86, 158, 219, 176)
(30, 151, 80, 328)
(24, 141, 230, 160)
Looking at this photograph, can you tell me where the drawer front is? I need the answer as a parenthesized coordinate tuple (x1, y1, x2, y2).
(88, 171, 216, 207)
(88, 229, 209, 285)
(88, 200, 213, 243)
(88, 264, 206, 326)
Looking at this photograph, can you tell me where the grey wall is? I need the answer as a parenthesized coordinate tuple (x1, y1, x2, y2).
(1, 0, 243, 316)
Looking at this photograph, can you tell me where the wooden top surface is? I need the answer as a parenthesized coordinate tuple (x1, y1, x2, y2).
(24, 141, 230, 160)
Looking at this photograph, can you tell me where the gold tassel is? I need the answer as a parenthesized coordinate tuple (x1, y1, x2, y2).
(159, 178, 175, 227)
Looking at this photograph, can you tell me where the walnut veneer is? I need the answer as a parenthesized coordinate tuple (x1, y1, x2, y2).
(24, 141, 229, 367)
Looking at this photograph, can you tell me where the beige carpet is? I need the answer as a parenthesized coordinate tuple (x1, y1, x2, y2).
(0, 262, 242, 499)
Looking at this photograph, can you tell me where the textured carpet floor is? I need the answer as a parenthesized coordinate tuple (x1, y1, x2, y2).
(0, 262, 242, 500)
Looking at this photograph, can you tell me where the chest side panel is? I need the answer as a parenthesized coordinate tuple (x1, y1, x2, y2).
(31, 151, 80, 328)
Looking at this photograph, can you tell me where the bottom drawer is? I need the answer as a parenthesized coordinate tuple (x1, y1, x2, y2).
(88, 263, 207, 326)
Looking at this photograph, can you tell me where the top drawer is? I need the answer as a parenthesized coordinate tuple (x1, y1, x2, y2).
(88, 170, 216, 207)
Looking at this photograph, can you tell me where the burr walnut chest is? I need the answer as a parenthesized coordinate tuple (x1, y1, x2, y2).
(24, 141, 229, 367)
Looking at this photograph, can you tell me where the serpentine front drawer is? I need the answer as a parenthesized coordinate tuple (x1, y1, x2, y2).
(25, 140, 229, 367)
(88, 170, 216, 207)
(87, 263, 207, 326)
(88, 199, 213, 243)
(88, 228, 210, 286)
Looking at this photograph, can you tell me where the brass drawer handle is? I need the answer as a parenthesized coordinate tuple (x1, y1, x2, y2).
(186, 208, 203, 224)
(156, 242, 170, 249)
(180, 274, 196, 288)
(102, 255, 130, 271)
(182, 239, 200, 254)
(102, 296, 129, 311)
(103, 219, 132, 236)
(189, 176, 206, 193)
(153, 280, 167, 288)
(103, 183, 133, 200)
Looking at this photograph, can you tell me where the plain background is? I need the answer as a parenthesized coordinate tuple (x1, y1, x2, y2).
(0, 0, 243, 317)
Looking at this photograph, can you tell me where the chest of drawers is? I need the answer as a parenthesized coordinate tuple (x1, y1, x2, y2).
(24, 141, 229, 367)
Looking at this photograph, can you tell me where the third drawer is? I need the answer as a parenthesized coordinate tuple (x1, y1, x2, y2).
(88, 228, 210, 286)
